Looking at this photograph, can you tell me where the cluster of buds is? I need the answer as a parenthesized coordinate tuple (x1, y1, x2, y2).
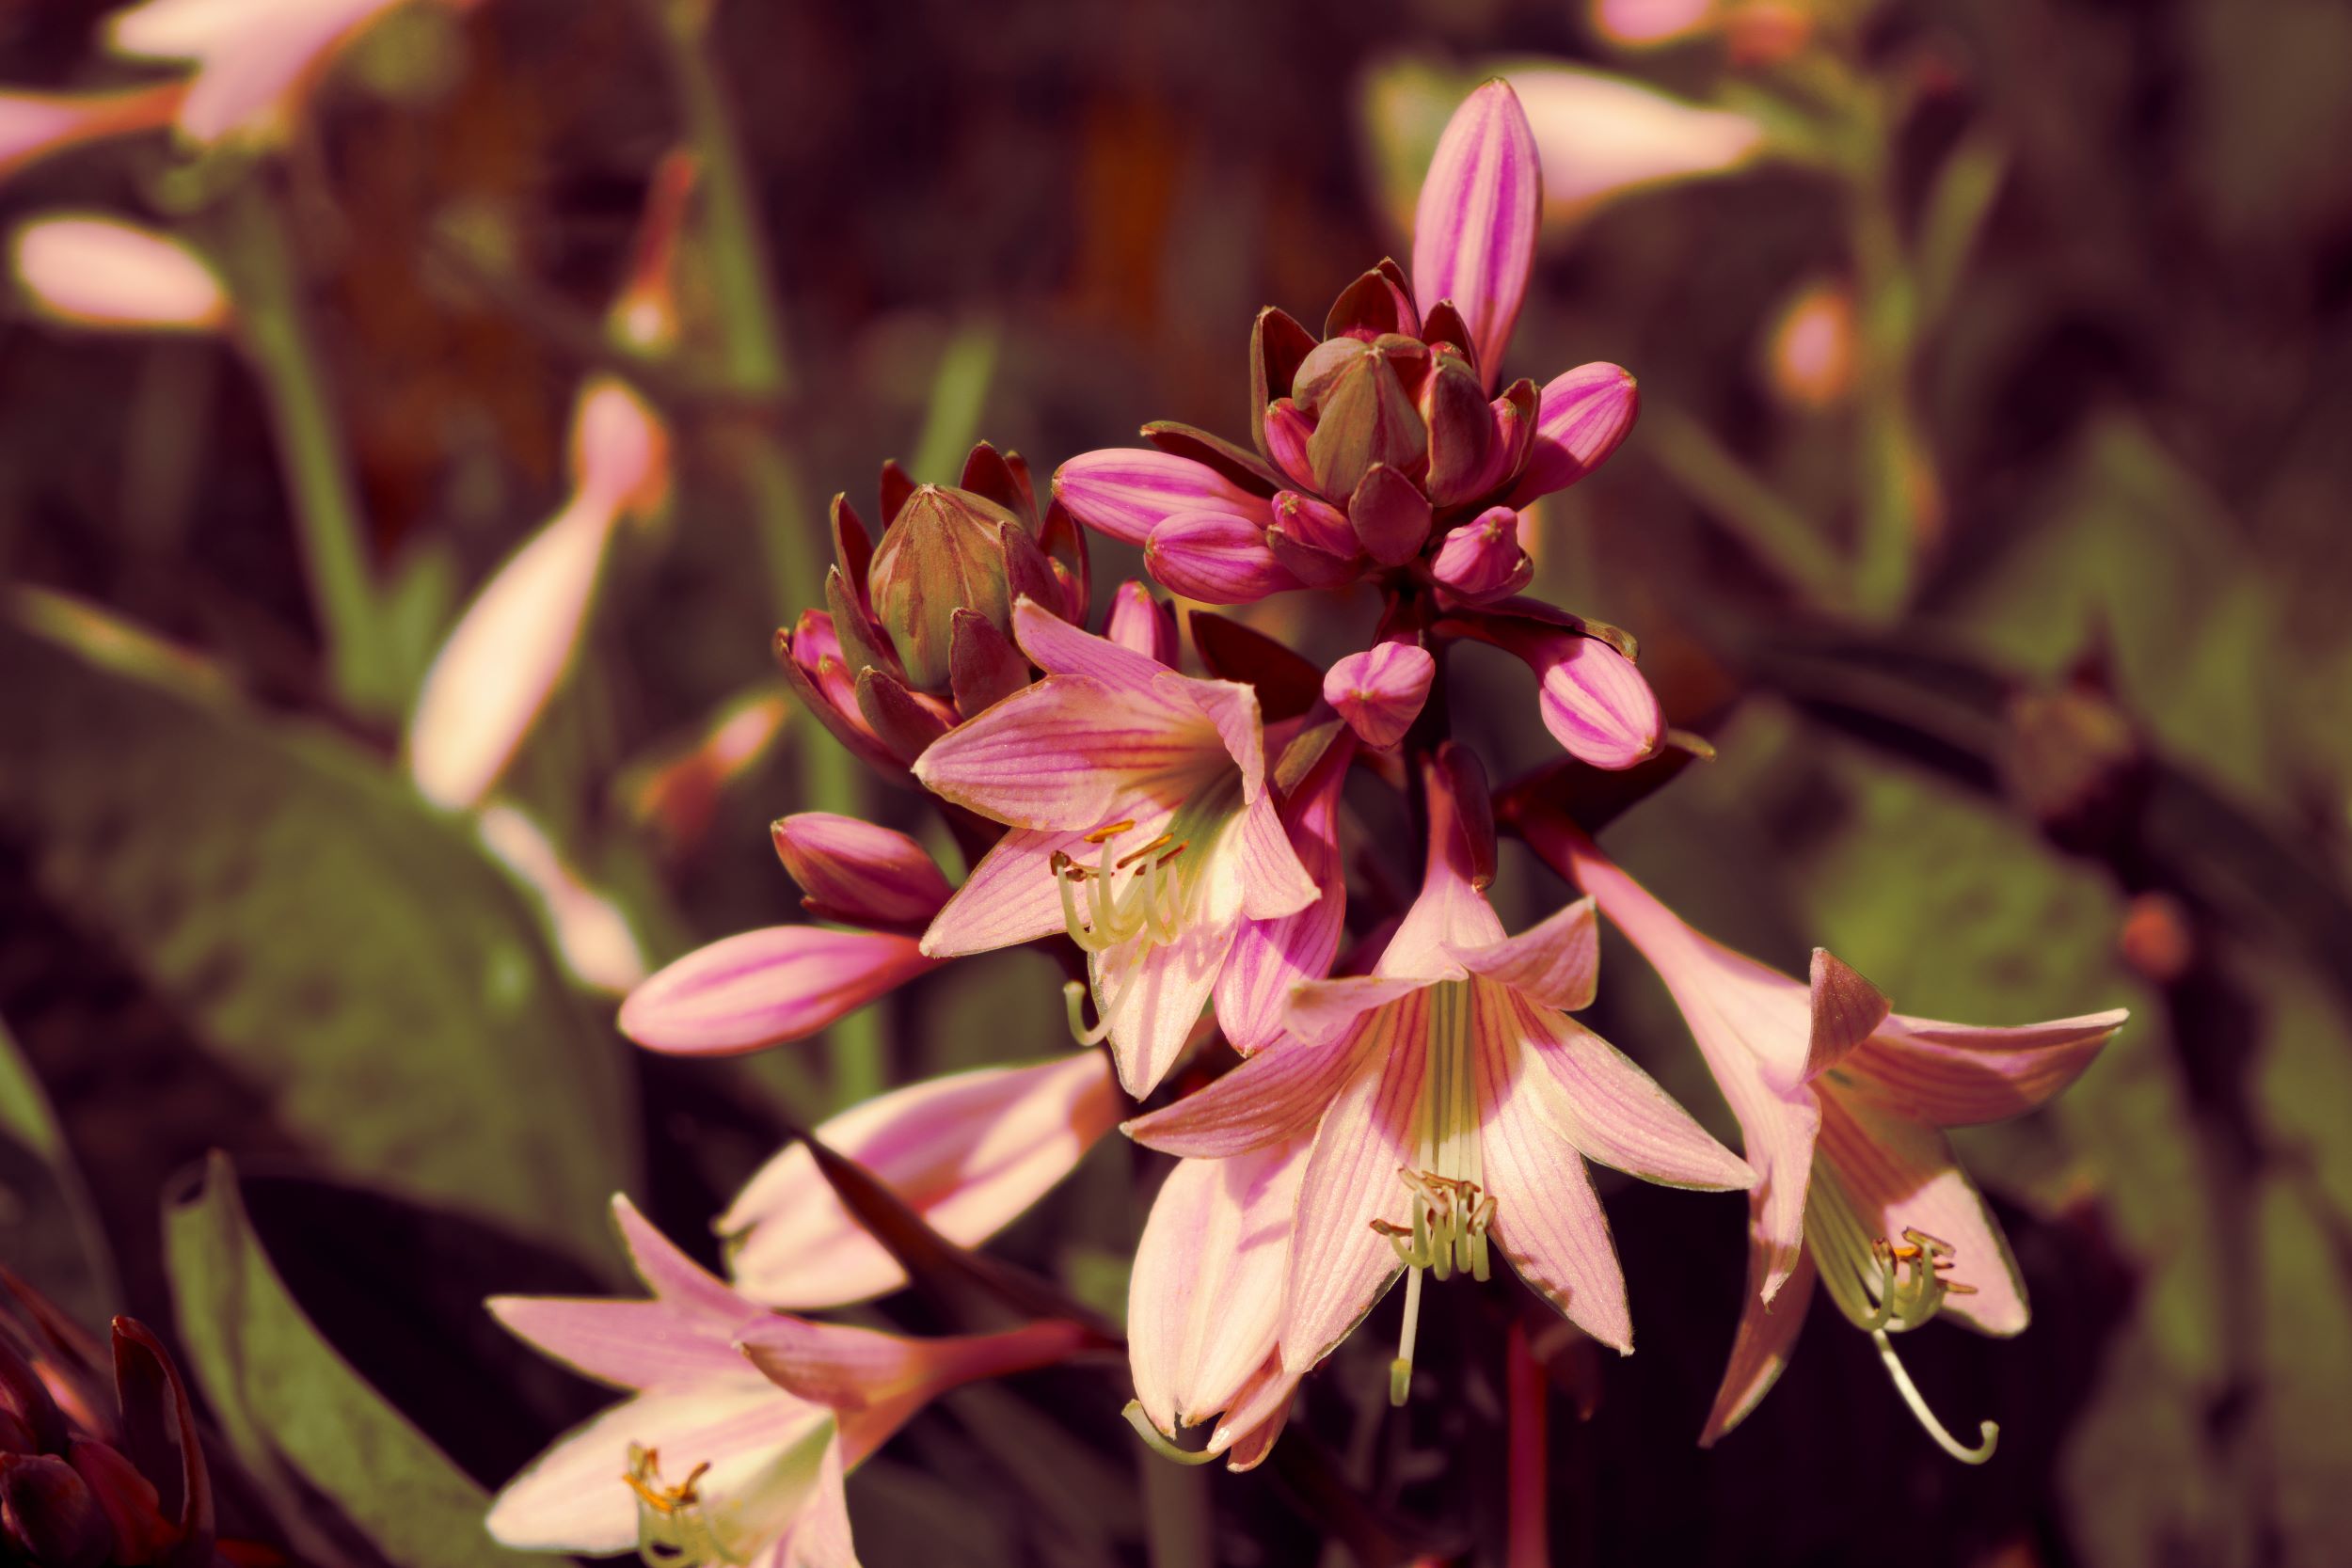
(0, 1283, 215, 1568)
(776, 442, 1089, 774)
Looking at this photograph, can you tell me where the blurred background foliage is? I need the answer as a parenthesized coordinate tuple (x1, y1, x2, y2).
(2, 0, 2348, 1564)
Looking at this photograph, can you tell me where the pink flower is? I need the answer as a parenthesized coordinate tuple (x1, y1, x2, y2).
(0, 84, 185, 184)
(914, 598, 1319, 1096)
(1128, 746, 1750, 1403)
(487, 1196, 1082, 1564)
(721, 1053, 1121, 1308)
(8, 214, 228, 333)
(1524, 816, 2126, 1460)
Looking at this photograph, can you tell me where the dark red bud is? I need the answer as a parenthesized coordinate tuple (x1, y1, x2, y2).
(70, 1441, 173, 1566)
(0, 1452, 112, 1568)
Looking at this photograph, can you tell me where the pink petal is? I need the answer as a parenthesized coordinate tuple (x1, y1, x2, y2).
(486, 1383, 821, 1555)
(1095, 916, 1239, 1098)
(1125, 1009, 1378, 1158)
(1053, 449, 1270, 546)
(1428, 508, 1533, 605)
(1507, 363, 1639, 506)
(1476, 1024, 1630, 1352)
(774, 1433, 859, 1568)
(1129, 1143, 1309, 1434)
(1263, 401, 1315, 488)
(1812, 1090, 2028, 1336)
(1206, 1356, 1301, 1471)
(1803, 947, 1891, 1080)
(1231, 786, 1318, 921)
(1699, 1243, 1817, 1446)
(772, 813, 951, 928)
(1216, 753, 1350, 1053)
(1166, 673, 1268, 800)
(1500, 990, 1753, 1191)
(1411, 79, 1541, 391)
(1145, 512, 1302, 605)
(741, 1317, 1082, 1418)
(485, 1298, 744, 1391)
(1449, 896, 1598, 1013)
(0, 85, 183, 183)
(919, 827, 1089, 958)
(1103, 579, 1179, 665)
(1534, 634, 1664, 770)
(1280, 993, 1426, 1373)
(723, 1053, 1120, 1309)
(612, 1193, 756, 1322)
(1837, 1008, 2126, 1126)
(10, 214, 230, 333)
(1324, 643, 1435, 751)
(1283, 974, 1431, 1045)
(913, 675, 1217, 830)
(1009, 594, 1165, 689)
(618, 927, 938, 1056)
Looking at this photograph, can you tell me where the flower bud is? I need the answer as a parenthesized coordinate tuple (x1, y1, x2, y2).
(1324, 642, 1436, 750)
(1144, 514, 1300, 604)
(1530, 631, 1663, 769)
(9, 214, 228, 335)
(1419, 351, 1497, 507)
(771, 813, 952, 929)
(618, 926, 939, 1055)
(1511, 363, 1638, 505)
(1306, 348, 1427, 500)
(867, 483, 1053, 693)
(1104, 580, 1178, 665)
(67, 1441, 171, 1566)
(1269, 491, 1357, 559)
(1430, 507, 1533, 604)
(1347, 464, 1433, 566)
(1263, 400, 1315, 488)
(0, 1452, 111, 1568)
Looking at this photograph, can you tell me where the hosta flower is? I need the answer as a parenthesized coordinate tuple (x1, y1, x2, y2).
(914, 597, 1319, 1096)
(1523, 815, 2126, 1460)
(1052, 81, 1637, 606)
(1128, 745, 1751, 1403)
(488, 1196, 1083, 1566)
(775, 446, 1087, 776)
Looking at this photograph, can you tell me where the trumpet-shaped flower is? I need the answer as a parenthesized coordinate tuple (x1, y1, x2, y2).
(722, 1053, 1121, 1308)
(1128, 746, 1750, 1403)
(914, 597, 1318, 1097)
(1522, 816, 2125, 1460)
(488, 1196, 1083, 1567)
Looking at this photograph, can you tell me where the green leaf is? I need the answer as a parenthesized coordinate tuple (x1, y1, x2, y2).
(0, 1014, 117, 1328)
(0, 594, 635, 1260)
(164, 1151, 557, 1568)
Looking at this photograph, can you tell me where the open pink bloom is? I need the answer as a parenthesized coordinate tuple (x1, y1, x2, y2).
(722, 1053, 1121, 1308)
(1129, 747, 1750, 1403)
(914, 598, 1318, 1097)
(488, 1196, 1081, 1566)
(1528, 818, 2126, 1459)
(1050, 81, 1635, 605)
(1124, 1137, 1311, 1471)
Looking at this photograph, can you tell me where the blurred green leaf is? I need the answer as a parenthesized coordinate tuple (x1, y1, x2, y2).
(164, 1151, 551, 1568)
(0, 1014, 117, 1327)
(0, 593, 636, 1260)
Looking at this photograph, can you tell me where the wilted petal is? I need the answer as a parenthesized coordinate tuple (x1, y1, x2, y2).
(723, 1053, 1117, 1308)
(1838, 1008, 2126, 1126)
(1699, 1243, 1816, 1446)
(1412, 79, 1541, 389)
(1810, 1091, 2028, 1336)
(1503, 992, 1753, 1191)
(1146, 513, 1301, 605)
(406, 491, 621, 810)
(772, 813, 952, 929)
(914, 675, 1218, 829)
(1054, 450, 1270, 546)
(919, 825, 1096, 958)
(618, 927, 937, 1056)
(1126, 1011, 1378, 1159)
(1324, 643, 1435, 751)
(1281, 994, 1426, 1373)
(1508, 363, 1639, 506)
(10, 214, 228, 333)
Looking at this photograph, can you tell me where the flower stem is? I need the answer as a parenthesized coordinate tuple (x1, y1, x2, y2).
(1505, 1319, 1549, 1568)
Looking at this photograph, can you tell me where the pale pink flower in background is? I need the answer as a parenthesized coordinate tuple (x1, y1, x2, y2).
(1130, 746, 1750, 1403)
(1590, 0, 1720, 48)
(915, 597, 1318, 1097)
(1523, 816, 2125, 1459)
(477, 803, 647, 994)
(1124, 1137, 1310, 1470)
(0, 83, 184, 182)
(1761, 276, 1858, 411)
(106, 0, 477, 144)
(8, 214, 228, 333)
(722, 1053, 1121, 1308)
(621, 690, 793, 854)
(487, 1196, 1082, 1566)
(1506, 65, 1767, 228)
(405, 376, 670, 811)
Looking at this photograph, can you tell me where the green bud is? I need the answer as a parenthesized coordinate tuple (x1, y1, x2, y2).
(866, 483, 1052, 693)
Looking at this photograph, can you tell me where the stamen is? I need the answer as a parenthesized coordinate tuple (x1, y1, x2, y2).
(1061, 980, 1111, 1047)
(1115, 832, 1174, 869)
(1085, 820, 1137, 845)
(1391, 1263, 1425, 1407)
(1871, 1328, 1999, 1465)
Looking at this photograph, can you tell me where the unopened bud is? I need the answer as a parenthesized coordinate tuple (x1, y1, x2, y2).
(1511, 363, 1637, 505)
(771, 814, 952, 929)
(1420, 351, 1497, 507)
(0, 1452, 111, 1568)
(67, 1442, 170, 1567)
(1104, 580, 1178, 664)
(1348, 464, 1433, 567)
(1530, 632, 1663, 769)
(1306, 348, 1427, 500)
(867, 483, 1052, 692)
(1325, 642, 1436, 751)
(1429, 507, 1533, 604)
(1144, 513, 1299, 604)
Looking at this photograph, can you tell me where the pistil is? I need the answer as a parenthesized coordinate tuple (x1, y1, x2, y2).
(1858, 1230, 1998, 1465)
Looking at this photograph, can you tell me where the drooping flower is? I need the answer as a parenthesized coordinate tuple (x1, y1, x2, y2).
(488, 1196, 1083, 1567)
(721, 1053, 1121, 1309)
(1518, 813, 2125, 1460)
(914, 596, 1319, 1096)
(1122, 1136, 1311, 1472)
(1128, 745, 1751, 1403)
(1052, 81, 1637, 606)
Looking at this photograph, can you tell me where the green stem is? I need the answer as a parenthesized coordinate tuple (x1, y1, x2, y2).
(1642, 404, 1849, 609)
(217, 178, 389, 716)
(909, 322, 1001, 483)
(1846, 90, 1927, 623)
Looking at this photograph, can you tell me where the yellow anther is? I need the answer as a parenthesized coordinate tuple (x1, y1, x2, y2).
(1084, 819, 1136, 845)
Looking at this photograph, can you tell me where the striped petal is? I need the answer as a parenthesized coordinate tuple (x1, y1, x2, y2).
(619, 927, 938, 1056)
(1094, 914, 1240, 1098)
(1837, 1008, 2126, 1126)
(1450, 896, 1598, 1013)
(1699, 1243, 1816, 1446)
(1124, 1009, 1379, 1158)
(1053, 450, 1271, 546)
(914, 675, 1217, 830)
(919, 825, 1093, 958)
(1507, 362, 1639, 506)
(1502, 990, 1753, 1191)
(1411, 79, 1541, 390)
(1216, 754, 1348, 1053)
(1010, 594, 1166, 689)
(1476, 1024, 1630, 1352)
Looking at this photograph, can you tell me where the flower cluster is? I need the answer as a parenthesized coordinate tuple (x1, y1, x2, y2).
(490, 79, 2126, 1565)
